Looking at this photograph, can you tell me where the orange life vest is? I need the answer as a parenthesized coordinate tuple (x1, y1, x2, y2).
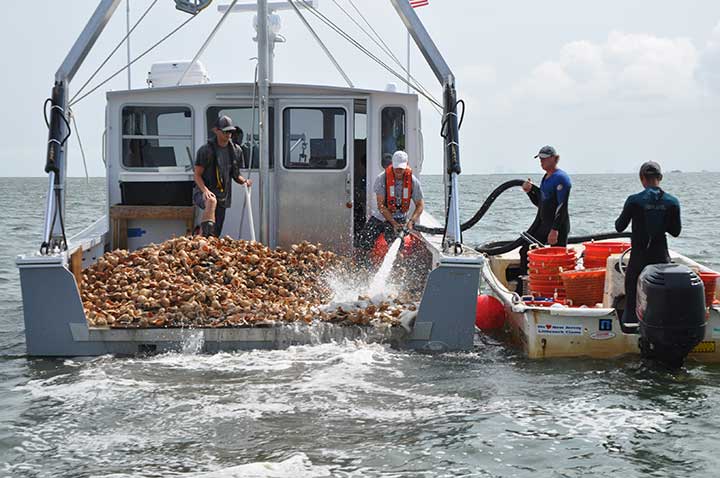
(385, 165, 413, 214)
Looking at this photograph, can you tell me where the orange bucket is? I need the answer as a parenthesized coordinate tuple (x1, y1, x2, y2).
(561, 268, 606, 307)
(582, 241, 630, 269)
(528, 247, 576, 298)
(698, 271, 720, 308)
(529, 247, 577, 263)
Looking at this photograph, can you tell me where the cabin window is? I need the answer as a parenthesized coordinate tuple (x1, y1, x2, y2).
(121, 106, 193, 169)
(282, 107, 347, 170)
(206, 106, 275, 169)
(380, 106, 406, 168)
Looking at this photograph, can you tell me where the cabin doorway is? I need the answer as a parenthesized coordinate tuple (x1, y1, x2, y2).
(353, 99, 368, 246)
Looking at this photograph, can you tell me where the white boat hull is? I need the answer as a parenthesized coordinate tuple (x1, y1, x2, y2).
(482, 246, 720, 363)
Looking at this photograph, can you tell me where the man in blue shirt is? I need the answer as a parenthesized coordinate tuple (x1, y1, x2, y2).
(615, 161, 681, 326)
(518, 145, 572, 294)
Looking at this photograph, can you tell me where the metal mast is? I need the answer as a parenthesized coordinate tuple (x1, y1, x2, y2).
(257, 0, 272, 245)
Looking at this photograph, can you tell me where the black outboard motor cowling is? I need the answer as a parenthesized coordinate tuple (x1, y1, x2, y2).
(637, 264, 706, 368)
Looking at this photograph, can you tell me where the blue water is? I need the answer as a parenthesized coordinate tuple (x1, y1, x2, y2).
(1, 174, 720, 477)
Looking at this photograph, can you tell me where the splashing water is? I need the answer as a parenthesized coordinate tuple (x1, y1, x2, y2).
(368, 237, 403, 297)
(181, 330, 205, 354)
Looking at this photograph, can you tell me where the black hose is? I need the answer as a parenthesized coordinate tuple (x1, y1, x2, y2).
(475, 231, 632, 256)
(415, 179, 531, 235)
(566, 231, 631, 244)
(474, 214, 542, 256)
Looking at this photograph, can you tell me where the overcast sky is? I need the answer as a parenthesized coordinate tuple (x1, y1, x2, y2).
(1, 0, 719, 176)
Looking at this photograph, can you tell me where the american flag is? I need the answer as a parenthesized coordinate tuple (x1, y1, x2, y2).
(410, 0, 429, 8)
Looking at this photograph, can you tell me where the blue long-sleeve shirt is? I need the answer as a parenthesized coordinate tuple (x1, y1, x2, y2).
(527, 169, 572, 239)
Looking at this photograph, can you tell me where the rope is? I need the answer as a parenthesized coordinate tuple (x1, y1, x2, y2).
(70, 12, 200, 107)
(71, 0, 160, 103)
(290, 0, 441, 108)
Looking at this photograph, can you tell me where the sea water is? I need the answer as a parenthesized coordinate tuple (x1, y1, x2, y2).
(2, 174, 720, 477)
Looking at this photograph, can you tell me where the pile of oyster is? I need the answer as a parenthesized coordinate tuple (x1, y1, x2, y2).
(81, 236, 416, 329)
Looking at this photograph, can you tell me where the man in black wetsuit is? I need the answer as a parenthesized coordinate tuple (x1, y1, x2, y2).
(615, 161, 681, 326)
(517, 145, 572, 294)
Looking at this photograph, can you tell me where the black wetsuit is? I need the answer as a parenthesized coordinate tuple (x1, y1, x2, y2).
(518, 169, 572, 293)
(615, 187, 681, 324)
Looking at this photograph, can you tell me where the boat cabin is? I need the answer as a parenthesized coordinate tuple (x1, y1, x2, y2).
(105, 71, 423, 254)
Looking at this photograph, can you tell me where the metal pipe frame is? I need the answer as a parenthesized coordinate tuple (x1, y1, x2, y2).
(257, 0, 272, 246)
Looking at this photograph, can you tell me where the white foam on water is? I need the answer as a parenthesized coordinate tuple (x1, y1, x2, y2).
(491, 394, 679, 442)
(368, 237, 403, 297)
(9, 342, 492, 478)
(191, 452, 332, 478)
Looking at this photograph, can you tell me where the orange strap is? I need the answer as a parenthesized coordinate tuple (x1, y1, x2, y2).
(385, 165, 413, 214)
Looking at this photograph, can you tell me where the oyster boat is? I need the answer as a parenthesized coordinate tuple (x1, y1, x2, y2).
(16, 0, 481, 356)
(482, 241, 720, 365)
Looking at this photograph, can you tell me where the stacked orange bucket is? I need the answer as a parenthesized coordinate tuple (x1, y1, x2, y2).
(583, 241, 630, 268)
(528, 247, 577, 300)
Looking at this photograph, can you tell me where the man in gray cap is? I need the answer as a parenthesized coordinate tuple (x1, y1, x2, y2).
(517, 145, 572, 294)
(615, 161, 681, 327)
(193, 115, 252, 237)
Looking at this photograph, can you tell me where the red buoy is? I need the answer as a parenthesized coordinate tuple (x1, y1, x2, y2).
(475, 295, 506, 330)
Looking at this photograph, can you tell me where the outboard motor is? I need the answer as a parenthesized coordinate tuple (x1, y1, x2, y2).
(637, 264, 707, 368)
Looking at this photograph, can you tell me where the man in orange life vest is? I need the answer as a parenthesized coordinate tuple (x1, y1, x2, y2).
(357, 150, 424, 262)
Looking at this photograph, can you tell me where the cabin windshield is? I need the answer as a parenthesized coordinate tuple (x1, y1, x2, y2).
(121, 106, 193, 169)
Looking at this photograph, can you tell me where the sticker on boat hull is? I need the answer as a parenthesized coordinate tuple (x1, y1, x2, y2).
(589, 331, 616, 340)
(691, 341, 716, 353)
(537, 323, 583, 336)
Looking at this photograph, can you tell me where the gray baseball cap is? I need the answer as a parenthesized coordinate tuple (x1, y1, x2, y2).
(214, 115, 236, 132)
(534, 145, 558, 159)
(639, 161, 662, 178)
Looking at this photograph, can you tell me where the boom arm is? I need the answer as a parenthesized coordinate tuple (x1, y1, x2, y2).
(42, 0, 124, 254)
(388, 0, 463, 252)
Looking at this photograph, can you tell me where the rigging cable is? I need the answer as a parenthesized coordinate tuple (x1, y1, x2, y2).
(331, 0, 440, 109)
(287, 0, 354, 87)
(289, 0, 441, 108)
(71, 0, 160, 103)
(70, 12, 201, 107)
(176, 0, 240, 86)
(69, 110, 90, 183)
